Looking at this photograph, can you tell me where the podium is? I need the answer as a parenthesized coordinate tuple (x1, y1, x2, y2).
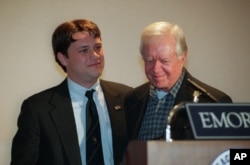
(123, 140, 250, 165)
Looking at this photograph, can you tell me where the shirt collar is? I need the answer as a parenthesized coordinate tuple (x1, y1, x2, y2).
(150, 69, 186, 99)
(67, 77, 101, 101)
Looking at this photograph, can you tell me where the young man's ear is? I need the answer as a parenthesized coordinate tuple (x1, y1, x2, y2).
(57, 52, 67, 67)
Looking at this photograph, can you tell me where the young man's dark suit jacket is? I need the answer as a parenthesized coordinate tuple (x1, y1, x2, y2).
(125, 69, 232, 141)
(11, 79, 132, 165)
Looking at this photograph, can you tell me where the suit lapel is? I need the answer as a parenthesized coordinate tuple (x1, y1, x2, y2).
(100, 80, 124, 128)
(49, 80, 82, 165)
(126, 82, 150, 139)
(100, 80, 129, 164)
(134, 84, 150, 138)
(174, 71, 193, 105)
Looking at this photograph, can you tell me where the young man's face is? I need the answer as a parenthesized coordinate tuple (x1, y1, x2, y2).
(58, 31, 104, 87)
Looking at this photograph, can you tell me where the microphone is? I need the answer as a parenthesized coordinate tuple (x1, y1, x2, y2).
(193, 90, 201, 103)
(187, 78, 219, 102)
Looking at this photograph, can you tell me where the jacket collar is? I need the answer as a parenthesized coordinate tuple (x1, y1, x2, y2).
(49, 79, 82, 165)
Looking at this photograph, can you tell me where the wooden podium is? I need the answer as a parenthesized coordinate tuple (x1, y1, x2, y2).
(123, 140, 250, 165)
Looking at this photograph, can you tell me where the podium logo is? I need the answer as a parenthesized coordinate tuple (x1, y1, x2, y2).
(230, 149, 250, 165)
(211, 150, 229, 165)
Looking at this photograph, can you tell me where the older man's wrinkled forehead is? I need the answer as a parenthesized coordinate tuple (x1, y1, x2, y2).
(142, 34, 176, 52)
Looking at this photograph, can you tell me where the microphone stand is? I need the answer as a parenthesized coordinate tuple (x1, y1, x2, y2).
(165, 102, 186, 142)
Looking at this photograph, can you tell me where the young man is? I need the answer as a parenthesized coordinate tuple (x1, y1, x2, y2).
(11, 19, 132, 165)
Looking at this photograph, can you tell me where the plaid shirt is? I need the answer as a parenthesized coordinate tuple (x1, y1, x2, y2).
(138, 71, 185, 140)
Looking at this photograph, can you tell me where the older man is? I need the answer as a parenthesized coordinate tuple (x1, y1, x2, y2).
(125, 21, 232, 141)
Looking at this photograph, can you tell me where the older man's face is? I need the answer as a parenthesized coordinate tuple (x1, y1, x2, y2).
(142, 35, 186, 91)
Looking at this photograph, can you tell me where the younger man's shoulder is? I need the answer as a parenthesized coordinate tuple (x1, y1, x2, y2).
(100, 79, 133, 91)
